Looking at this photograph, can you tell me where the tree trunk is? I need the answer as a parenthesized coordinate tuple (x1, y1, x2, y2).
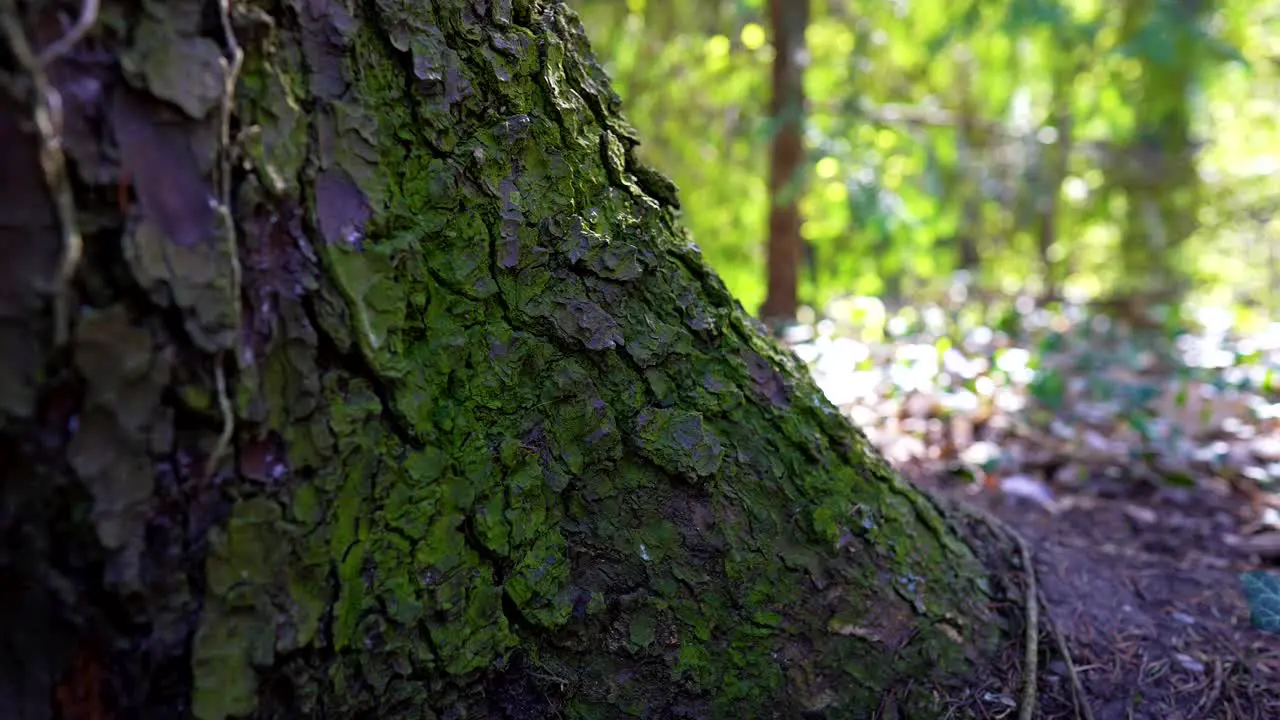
(1112, 0, 1203, 308)
(0, 1, 1006, 718)
(759, 0, 808, 325)
(1036, 52, 1077, 302)
(952, 50, 981, 279)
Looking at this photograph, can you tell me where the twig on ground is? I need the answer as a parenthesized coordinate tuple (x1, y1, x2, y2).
(1192, 657, 1224, 718)
(1041, 585, 1098, 720)
(1012, 528, 1039, 720)
(930, 490, 1096, 720)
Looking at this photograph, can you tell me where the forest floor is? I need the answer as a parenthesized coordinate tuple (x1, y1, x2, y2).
(783, 298, 1280, 720)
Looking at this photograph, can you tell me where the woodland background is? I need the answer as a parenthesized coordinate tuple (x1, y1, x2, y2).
(571, 0, 1278, 322)
(566, 0, 1280, 667)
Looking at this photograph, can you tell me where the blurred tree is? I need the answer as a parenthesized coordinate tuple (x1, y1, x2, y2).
(1112, 0, 1210, 312)
(1033, 48, 1082, 301)
(953, 47, 984, 279)
(760, 0, 811, 323)
(575, 0, 1263, 322)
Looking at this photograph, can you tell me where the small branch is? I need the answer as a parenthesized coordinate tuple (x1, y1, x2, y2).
(923, 486, 1097, 720)
(205, 358, 234, 480)
(1014, 529, 1040, 720)
(945, 496, 1096, 720)
(216, 0, 244, 207)
(0, 0, 97, 345)
(204, 0, 247, 480)
(1044, 584, 1097, 720)
(36, 0, 100, 66)
(965, 502, 1041, 720)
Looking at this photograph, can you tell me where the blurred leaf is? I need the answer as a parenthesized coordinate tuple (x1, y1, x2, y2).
(1240, 570, 1280, 635)
(1030, 367, 1066, 411)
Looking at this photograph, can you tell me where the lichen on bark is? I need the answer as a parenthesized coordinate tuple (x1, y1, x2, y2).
(0, 1, 1007, 718)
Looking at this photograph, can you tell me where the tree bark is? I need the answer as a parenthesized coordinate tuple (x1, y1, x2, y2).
(0, 1, 1006, 718)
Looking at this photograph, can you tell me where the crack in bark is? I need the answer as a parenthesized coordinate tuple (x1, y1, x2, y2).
(301, 276, 426, 456)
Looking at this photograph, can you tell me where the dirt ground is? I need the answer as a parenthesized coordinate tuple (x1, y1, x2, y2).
(907, 465, 1280, 720)
(781, 309, 1280, 719)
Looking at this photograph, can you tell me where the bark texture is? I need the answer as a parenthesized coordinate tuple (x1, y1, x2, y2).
(0, 1, 1004, 718)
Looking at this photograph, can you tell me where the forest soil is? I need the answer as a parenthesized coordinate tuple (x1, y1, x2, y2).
(906, 466, 1280, 720)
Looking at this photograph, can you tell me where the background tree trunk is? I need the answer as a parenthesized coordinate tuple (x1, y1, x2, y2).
(759, 0, 808, 325)
(0, 1, 1006, 718)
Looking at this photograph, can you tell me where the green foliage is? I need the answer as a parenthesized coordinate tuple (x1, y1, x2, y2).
(1028, 366, 1066, 411)
(1240, 570, 1280, 635)
(572, 0, 1276, 319)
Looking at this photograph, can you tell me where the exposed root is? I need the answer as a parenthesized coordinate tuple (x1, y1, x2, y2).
(1011, 522, 1039, 720)
(216, 0, 244, 208)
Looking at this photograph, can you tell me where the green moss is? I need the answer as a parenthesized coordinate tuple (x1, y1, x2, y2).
(174, 383, 215, 415)
(193, 498, 329, 720)
(632, 408, 723, 479)
(238, 52, 308, 195)
(191, 610, 270, 720)
(505, 531, 573, 627)
(320, 243, 407, 366)
(627, 607, 656, 649)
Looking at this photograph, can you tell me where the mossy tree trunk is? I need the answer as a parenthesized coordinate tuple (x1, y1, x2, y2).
(0, 1, 1007, 718)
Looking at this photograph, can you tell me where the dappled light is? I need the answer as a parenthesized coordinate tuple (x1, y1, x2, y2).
(786, 292, 1280, 495)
